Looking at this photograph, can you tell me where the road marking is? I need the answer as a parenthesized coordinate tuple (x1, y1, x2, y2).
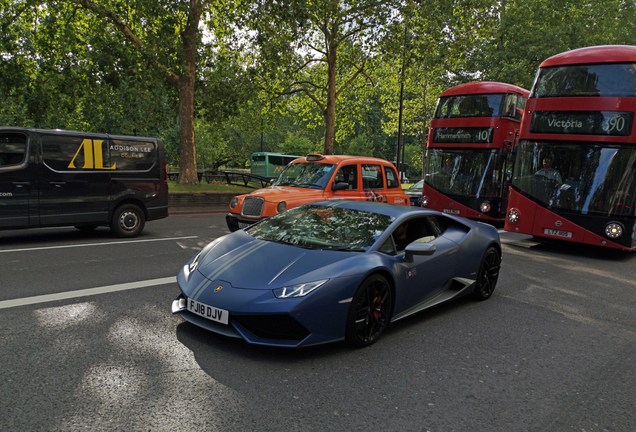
(0, 276, 177, 310)
(0, 236, 198, 253)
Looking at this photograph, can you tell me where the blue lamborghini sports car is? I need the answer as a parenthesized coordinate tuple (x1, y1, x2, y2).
(172, 200, 501, 348)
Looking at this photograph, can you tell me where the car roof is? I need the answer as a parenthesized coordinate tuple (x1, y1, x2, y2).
(292, 154, 397, 166)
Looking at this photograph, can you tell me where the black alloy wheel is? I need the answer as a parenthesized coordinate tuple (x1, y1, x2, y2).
(473, 246, 501, 300)
(345, 274, 393, 347)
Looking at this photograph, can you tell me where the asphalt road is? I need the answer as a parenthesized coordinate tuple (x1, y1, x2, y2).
(0, 213, 634, 432)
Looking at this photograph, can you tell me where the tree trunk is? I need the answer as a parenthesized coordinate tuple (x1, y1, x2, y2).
(178, 74, 198, 184)
(323, 37, 338, 155)
(177, 0, 203, 184)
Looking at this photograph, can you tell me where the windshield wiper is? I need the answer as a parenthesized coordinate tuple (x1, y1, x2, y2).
(294, 182, 323, 189)
(319, 246, 364, 252)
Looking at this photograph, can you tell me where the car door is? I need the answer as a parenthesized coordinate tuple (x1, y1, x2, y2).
(38, 133, 112, 226)
(390, 216, 459, 317)
(330, 163, 364, 200)
(383, 164, 409, 205)
(0, 131, 35, 228)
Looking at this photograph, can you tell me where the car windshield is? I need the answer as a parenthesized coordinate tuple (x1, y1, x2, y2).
(408, 180, 424, 192)
(246, 204, 394, 251)
(272, 161, 336, 189)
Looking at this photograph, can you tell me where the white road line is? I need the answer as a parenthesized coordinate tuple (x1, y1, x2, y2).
(0, 236, 198, 253)
(0, 276, 177, 310)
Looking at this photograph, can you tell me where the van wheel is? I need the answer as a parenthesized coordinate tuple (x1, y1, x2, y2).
(111, 204, 145, 237)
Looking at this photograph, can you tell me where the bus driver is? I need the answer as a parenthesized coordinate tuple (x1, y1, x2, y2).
(535, 157, 562, 184)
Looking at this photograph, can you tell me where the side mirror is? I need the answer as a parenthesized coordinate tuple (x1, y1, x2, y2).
(404, 241, 436, 262)
(332, 182, 349, 191)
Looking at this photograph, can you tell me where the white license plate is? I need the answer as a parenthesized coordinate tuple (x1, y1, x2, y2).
(443, 208, 460, 215)
(187, 298, 229, 325)
(238, 222, 252, 228)
(543, 228, 573, 238)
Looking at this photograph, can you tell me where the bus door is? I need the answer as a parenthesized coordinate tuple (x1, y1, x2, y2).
(38, 134, 112, 226)
(0, 131, 34, 228)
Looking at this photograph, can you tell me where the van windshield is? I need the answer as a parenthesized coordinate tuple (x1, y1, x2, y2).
(273, 162, 336, 189)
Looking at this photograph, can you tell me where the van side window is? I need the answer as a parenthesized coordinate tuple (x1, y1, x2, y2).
(110, 139, 157, 171)
(0, 132, 28, 167)
(362, 164, 384, 189)
(385, 166, 400, 188)
(42, 135, 112, 171)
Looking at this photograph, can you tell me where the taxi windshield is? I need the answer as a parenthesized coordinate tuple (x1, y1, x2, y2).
(246, 204, 393, 251)
(273, 162, 336, 189)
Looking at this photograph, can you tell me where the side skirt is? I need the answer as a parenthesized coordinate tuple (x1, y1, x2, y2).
(391, 277, 475, 322)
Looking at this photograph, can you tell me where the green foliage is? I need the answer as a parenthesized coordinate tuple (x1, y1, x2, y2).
(1, 0, 635, 173)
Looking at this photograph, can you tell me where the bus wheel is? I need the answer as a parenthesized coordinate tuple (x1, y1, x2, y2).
(111, 204, 145, 238)
(473, 246, 501, 300)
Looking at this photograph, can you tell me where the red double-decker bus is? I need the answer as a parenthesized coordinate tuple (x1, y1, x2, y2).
(505, 45, 636, 251)
(422, 82, 529, 222)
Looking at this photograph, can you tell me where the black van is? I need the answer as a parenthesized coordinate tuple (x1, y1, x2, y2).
(0, 127, 169, 237)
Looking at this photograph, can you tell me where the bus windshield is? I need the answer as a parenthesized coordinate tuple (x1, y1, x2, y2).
(512, 141, 636, 216)
(533, 63, 636, 97)
(425, 149, 505, 198)
(435, 94, 505, 118)
(273, 162, 336, 189)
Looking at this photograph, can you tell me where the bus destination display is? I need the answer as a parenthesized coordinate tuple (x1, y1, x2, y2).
(530, 111, 633, 136)
(433, 127, 493, 143)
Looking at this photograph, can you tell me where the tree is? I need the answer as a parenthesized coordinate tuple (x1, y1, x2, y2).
(244, 0, 398, 154)
(74, 0, 210, 184)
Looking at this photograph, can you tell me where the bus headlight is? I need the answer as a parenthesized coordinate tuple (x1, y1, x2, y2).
(277, 201, 287, 213)
(480, 201, 492, 213)
(230, 197, 238, 209)
(507, 208, 520, 224)
(605, 222, 623, 239)
(421, 195, 429, 207)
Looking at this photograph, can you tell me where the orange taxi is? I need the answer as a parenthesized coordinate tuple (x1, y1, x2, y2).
(226, 154, 410, 231)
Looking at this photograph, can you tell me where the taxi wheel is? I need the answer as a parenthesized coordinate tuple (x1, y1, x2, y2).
(473, 246, 501, 300)
(345, 274, 392, 347)
(111, 203, 145, 238)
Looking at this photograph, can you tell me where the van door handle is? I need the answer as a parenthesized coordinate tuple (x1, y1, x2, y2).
(13, 181, 31, 189)
(50, 181, 66, 188)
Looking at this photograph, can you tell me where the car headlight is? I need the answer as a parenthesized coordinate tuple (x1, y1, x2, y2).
(277, 201, 287, 213)
(480, 201, 492, 213)
(507, 208, 520, 223)
(273, 280, 328, 298)
(421, 195, 429, 207)
(605, 222, 624, 239)
(230, 197, 238, 208)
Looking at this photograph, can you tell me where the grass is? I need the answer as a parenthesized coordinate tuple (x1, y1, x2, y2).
(168, 181, 253, 193)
